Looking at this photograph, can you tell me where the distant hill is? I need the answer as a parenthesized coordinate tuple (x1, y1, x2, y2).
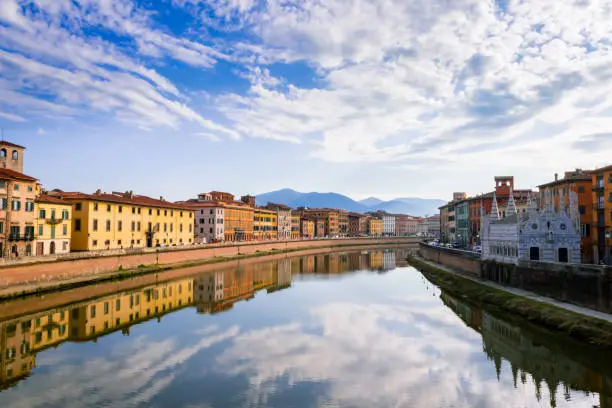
(359, 197, 384, 206)
(255, 189, 444, 216)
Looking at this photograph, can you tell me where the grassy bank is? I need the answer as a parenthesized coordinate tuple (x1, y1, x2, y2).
(407, 254, 612, 347)
(0, 242, 414, 301)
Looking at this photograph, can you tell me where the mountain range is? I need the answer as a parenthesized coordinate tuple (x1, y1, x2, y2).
(255, 189, 445, 217)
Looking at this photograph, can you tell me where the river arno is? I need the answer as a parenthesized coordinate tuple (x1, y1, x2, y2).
(0, 248, 609, 408)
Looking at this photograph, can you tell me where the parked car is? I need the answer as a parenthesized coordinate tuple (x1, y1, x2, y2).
(452, 242, 460, 248)
(473, 245, 482, 253)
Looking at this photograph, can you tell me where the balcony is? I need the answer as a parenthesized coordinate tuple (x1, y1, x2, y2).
(45, 217, 67, 225)
(593, 182, 605, 191)
(595, 203, 606, 211)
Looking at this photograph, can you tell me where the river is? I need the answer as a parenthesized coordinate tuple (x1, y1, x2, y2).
(0, 247, 609, 407)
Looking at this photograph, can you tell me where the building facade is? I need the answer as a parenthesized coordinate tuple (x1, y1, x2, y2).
(0, 141, 40, 258)
(427, 215, 440, 237)
(538, 169, 594, 263)
(348, 213, 362, 237)
(35, 194, 72, 255)
(50, 190, 194, 251)
(368, 217, 383, 237)
(481, 190, 581, 264)
(395, 215, 410, 236)
(592, 165, 612, 265)
(254, 208, 278, 241)
(382, 214, 395, 236)
(266, 203, 292, 240)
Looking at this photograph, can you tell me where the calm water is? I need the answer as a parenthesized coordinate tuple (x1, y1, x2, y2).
(0, 248, 610, 408)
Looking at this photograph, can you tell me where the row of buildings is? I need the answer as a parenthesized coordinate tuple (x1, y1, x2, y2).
(0, 140, 434, 259)
(440, 168, 612, 265)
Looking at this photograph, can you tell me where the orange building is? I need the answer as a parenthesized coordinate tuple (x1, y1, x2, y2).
(291, 214, 300, 239)
(300, 208, 340, 237)
(368, 217, 383, 237)
(538, 169, 594, 263)
(301, 218, 315, 238)
(592, 165, 612, 265)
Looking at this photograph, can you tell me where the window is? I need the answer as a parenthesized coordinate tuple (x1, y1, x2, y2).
(28, 185, 33, 192)
(200, 218, 205, 224)
(62, 210, 69, 219)
(163, 223, 167, 232)
(529, 247, 540, 261)
(137, 222, 141, 231)
(38, 225, 43, 236)
(105, 204, 110, 212)
(210, 209, 213, 215)
(91, 305, 96, 318)
(118, 240, 122, 246)
(0, 198, 6, 209)
(93, 219, 98, 231)
(164, 210, 167, 216)
(94, 203, 98, 211)
(116, 299, 121, 311)
(558, 248, 569, 263)
(180, 224, 183, 232)
(92, 239, 98, 246)
(13, 183, 18, 191)
(132, 207, 135, 214)
(25, 202, 34, 212)
(578, 186, 585, 193)
(149, 209, 152, 215)
(189, 224, 192, 232)
(131, 221, 135, 232)
(170, 223, 173, 232)
(104, 302, 109, 314)
(157, 209, 160, 216)
(138, 208, 141, 214)
(118, 206, 123, 213)
(200, 228, 204, 233)
(75, 203, 82, 211)
(11, 200, 20, 211)
(12, 150, 18, 160)
(210, 228, 213, 234)
(63, 225, 67, 235)
(74, 219, 82, 232)
(180, 211, 183, 217)
(106, 220, 111, 232)
(39, 209, 46, 218)
(104, 239, 110, 246)
(63, 242, 68, 250)
(118, 221, 122, 232)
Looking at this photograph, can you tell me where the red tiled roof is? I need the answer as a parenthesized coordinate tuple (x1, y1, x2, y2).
(0, 168, 38, 182)
(49, 191, 194, 210)
(0, 141, 25, 149)
(36, 193, 71, 205)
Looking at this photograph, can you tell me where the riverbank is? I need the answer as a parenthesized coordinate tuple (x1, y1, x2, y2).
(407, 253, 612, 347)
(0, 239, 416, 300)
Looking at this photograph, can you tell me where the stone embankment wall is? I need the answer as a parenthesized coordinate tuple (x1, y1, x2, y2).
(417, 242, 612, 313)
(0, 238, 418, 289)
(417, 243, 482, 277)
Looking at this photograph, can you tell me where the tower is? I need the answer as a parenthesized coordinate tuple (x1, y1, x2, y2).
(490, 193, 501, 220)
(0, 141, 25, 173)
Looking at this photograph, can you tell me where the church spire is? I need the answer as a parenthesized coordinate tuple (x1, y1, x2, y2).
(490, 193, 500, 220)
(558, 187, 566, 215)
(506, 188, 517, 215)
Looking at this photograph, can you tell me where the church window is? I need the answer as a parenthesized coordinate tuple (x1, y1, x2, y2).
(560, 223, 566, 230)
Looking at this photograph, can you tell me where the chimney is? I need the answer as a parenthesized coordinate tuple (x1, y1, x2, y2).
(95, 189, 102, 195)
(554, 173, 558, 181)
(160, 196, 164, 201)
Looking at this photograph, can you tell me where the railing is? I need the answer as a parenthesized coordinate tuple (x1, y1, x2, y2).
(593, 182, 605, 191)
(595, 203, 606, 210)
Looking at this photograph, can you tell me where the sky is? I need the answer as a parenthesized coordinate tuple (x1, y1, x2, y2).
(0, 0, 611, 202)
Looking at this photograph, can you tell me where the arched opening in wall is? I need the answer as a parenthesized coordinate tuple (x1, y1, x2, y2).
(50, 241, 56, 255)
(0, 149, 6, 158)
(529, 247, 540, 261)
(11, 245, 17, 256)
(11, 150, 18, 160)
(558, 247, 568, 263)
(25, 244, 31, 256)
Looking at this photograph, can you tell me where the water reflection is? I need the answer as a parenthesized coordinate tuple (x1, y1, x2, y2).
(0, 247, 607, 408)
(441, 291, 612, 408)
(0, 248, 404, 392)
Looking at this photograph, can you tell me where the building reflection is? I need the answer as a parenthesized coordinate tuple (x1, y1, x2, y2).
(441, 291, 612, 408)
(0, 250, 403, 390)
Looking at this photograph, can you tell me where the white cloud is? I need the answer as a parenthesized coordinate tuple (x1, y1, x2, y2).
(0, 110, 27, 122)
(37, 127, 46, 135)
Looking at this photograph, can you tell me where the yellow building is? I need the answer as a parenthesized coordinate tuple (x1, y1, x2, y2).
(301, 218, 315, 238)
(368, 218, 383, 237)
(35, 194, 72, 255)
(47, 190, 194, 251)
(253, 208, 277, 240)
(70, 278, 194, 339)
(291, 214, 300, 239)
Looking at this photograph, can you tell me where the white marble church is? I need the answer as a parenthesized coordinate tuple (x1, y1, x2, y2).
(481, 189, 581, 264)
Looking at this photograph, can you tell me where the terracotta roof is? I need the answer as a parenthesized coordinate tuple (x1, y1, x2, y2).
(0, 141, 25, 149)
(538, 176, 592, 188)
(36, 193, 71, 205)
(592, 164, 612, 173)
(50, 191, 194, 210)
(0, 168, 38, 182)
(180, 199, 252, 210)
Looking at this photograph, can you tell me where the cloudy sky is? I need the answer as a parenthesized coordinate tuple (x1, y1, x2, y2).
(0, 0, 611, 201)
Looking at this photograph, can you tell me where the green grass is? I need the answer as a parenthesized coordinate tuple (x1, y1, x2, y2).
(407, 254, 612, 347)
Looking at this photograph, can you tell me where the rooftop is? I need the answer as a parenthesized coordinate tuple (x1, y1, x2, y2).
(0, 141, 25, 149)
(49, 190, 193, 210)
(0, 168, 38, 182)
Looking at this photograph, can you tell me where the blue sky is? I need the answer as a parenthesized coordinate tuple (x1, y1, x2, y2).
(1, 0, 611, 202)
